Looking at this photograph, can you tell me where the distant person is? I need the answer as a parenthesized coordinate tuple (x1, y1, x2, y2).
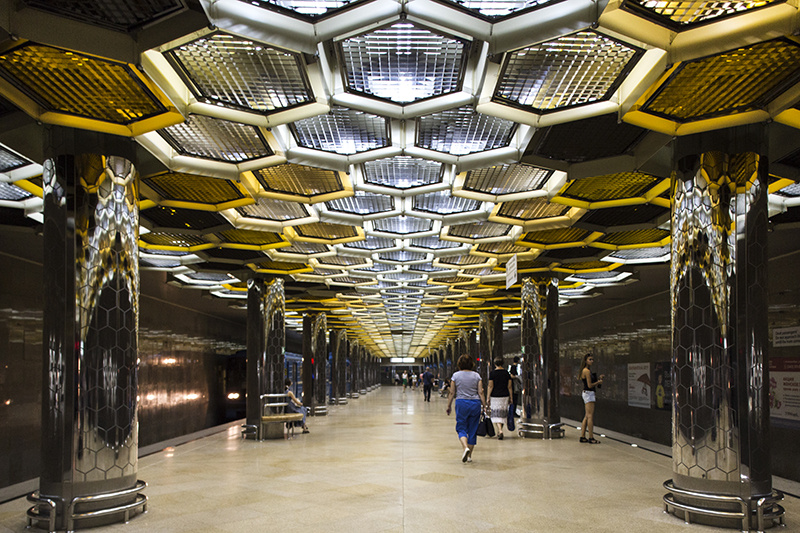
(422, 367, 434, 402)
(445, 354, 486, 463)
(395, 371, 400, 386)
(509, 356, 522, 413)
(284, 379, 309, 434)
(579, 353, 604, 444)
(402, 371, 408, 392)
(487, 357, 513, 440)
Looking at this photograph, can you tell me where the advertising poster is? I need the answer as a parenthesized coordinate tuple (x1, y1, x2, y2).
(769, 358, 800, 423)
(628, 362, 651, 408)
(653, 362, 671, 410)
(773, 326, 800, 347)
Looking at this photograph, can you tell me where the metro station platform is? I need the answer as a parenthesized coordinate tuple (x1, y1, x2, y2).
(1, 386, 798, 533)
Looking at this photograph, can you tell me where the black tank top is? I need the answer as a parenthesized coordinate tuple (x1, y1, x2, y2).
(582, 375, 595, 391)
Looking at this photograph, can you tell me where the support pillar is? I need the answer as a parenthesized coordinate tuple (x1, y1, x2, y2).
(350, 342, 360, 399)
(479, 312, 502, 383)
(312, 313, 328, 416)
(330, 329, 347, 404)
(665, 126, 783, 529)
(247, 277, 286, 439)
(31, 129, 146, 531)
(518, 277, 563, 439)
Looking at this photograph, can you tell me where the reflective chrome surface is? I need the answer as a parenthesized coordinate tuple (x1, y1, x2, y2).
(312, 313, 328, 409)
(350, 342, 360, 398)
(330, 329, 347, 402)
(40, 151, 140, 526)
(671, 146, 771, 501)
(520, 277, 560, 437)
(479, 312, 502, 383)
(246, 277, 285, 437)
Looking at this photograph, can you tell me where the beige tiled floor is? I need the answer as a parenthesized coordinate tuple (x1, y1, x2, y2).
(1, 386, 798, 532)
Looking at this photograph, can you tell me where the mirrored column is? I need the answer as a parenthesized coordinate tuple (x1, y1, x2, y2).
(312, 313, 328, 415)
(519, 277, 562, 439)
(330, 329, 347, 404)
(479, 312, 502, 383)
(36, 129, 145, 530)
(666, 128, 782, 528)
(247, 277, 285, 439)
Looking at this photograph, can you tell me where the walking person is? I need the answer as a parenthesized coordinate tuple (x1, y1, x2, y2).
(445, 354, 486, 463)
(422, 367, 434, 402)
(402, 370, 408, 393)
(486, 357, 513, 440)
(579, 353, 604, 444)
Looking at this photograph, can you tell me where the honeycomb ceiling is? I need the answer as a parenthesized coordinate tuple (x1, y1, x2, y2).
(3, 0, 800, 358)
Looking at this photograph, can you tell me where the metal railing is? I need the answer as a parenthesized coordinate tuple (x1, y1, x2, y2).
(27, 480, 147, 532)
(663, 479, 785, 532)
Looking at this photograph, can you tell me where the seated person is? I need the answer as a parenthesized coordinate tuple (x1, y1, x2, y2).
(284, 379, 309, 434)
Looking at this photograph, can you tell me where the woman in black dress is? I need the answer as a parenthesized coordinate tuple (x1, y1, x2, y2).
(486, 357, 513, 440)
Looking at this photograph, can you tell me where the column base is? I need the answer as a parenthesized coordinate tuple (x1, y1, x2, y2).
(27, 480, 147, 532)
(518, 422, 565, 439)
(663, 479, 785, 531)
(311, 406, 328, 416)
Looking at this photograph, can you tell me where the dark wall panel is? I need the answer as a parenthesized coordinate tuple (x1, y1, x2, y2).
(0, 228, 246, 492)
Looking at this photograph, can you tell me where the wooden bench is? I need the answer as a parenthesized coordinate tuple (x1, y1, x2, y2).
(261, 413, 304, 438)
(259, 393, 304, 439)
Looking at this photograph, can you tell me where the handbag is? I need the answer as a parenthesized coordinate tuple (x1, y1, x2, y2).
(484, 412, 495, 437)
(507, 404, 515, 431)
(476, 412, 487, 437)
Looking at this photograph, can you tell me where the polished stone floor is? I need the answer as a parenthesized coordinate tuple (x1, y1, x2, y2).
(1, 386, 798, 533)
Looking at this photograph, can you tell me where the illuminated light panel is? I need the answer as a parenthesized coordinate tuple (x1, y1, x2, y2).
(217, 229, 284, 245)
(242, 0, 360, 17)
(254, 164, 344, 196)
(236, 198, 310, 221)
(24, 0, 185, 31)
(276, 242, 331, 254)
(413, 191, 481, 214)
(409, 237, 462, 249)
(326, 191, 394, 215)
(495, 31, 643, 112)
(595, 228, 670, 246)
(463, 163, 552, 195)
(644, 39, 800, 122)
(294, 222, 360, 239)
(379, 251, 428, 262)
(417, 106, 515, 155)
(496, 198, 569, 220)
(363, 156, 443, 189)
(143, 172, 246, 204)
(373, 216, 433, 234)
(605, 246, 670, 263)
(622, 0, 781, 28)
(160, 115, 272, 162)
(342, 236, 397, 250)
(475, 242, 531, 254)
(776, 183, 800, 197)
(559, 173, 662, 202)
(0, 42, 167, 124)
(340, 22, 467, 104)
(0, 146, 31, 172)
(292, 106, 388, 154)
(444, 0, 556, 17)
(447, 221, 511, 239)
(0, 181, 33, 201)
(167, 33, 312, 113)
(520, 227, 592, 245)
(141, 233, 208, 247)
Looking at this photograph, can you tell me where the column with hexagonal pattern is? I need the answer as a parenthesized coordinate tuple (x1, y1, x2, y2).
(246, 277, 285, 440)
(667, 127, 782, 528)
(33, 128, 145, 531)
(518, 277, 562, 439)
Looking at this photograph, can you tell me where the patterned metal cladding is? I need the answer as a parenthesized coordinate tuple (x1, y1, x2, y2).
(463, 163, 552, 195)
(478, 311, 502, 383)
(622, 0, 782, 29)
(41, 152, 140, 523)
(670, 147, 771, 500)
(520, 277, 559, 433)
(246, 277, 285, 438)
(330, 329, 347, 401)
(313, 313, 328, 407)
